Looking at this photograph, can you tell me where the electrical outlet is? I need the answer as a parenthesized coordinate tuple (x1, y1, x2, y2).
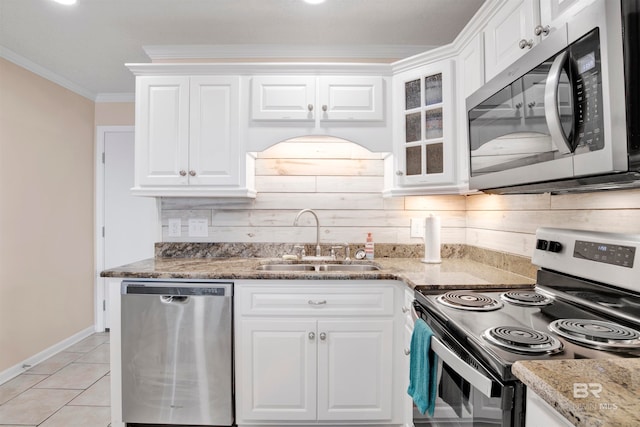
(410, 218, 425, 238)
(168, 218, 181, 237)
(188, 218, 208, 237)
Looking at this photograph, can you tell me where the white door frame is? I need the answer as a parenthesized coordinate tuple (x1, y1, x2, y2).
(94, 125, 160, 331)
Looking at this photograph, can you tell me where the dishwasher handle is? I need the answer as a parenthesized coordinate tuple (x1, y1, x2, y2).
(121, 281, 233, 297)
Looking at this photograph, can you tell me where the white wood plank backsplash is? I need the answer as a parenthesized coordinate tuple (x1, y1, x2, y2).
(466, 189, 640, 257)
(161, 136, 640, 257)
(161, 137, 465, 245)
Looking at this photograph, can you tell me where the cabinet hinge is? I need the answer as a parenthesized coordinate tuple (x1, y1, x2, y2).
(103, 300, 106, 311)
(102, 226, 105, 238)
(102, 152, 105, 164)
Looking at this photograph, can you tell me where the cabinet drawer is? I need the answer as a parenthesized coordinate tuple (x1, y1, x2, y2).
(237, 286, 394, 316)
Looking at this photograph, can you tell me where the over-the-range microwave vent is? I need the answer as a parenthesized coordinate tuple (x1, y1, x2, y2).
(481, 171, 640, 195)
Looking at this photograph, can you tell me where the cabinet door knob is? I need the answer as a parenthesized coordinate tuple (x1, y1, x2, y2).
(309, 332, 315, 340)
(179, 170, 187, 176)
(519, 39, 534, 49)
(396, 170, 404, 176)
(308, 300, 327, 306)
(322, 104, 327, 112)
(402, 306, 409, 313)
(189, 170, 196, 176)
(404, 348, 411, 356)
(308, 104, 314, 111)
(534, 25, 550, 36)
(319, 332, 327, 341)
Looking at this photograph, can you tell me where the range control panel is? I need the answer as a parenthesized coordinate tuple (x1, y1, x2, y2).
(574, 240, 636, 268)
(532, 228, 639, 293)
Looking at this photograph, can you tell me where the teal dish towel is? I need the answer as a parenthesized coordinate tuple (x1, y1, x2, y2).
(407, 318, 438, 416)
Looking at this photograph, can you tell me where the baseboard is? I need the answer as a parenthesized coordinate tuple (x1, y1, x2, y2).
(0, 325, 96, 385)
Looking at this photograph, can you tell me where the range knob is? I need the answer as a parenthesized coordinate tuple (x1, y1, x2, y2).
(548, 241, 563, 253)
(536, 239, 549, 251)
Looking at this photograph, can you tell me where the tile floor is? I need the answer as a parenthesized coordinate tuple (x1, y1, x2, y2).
(0, 332, 111, 427)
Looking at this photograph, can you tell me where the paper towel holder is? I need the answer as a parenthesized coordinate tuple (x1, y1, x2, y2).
(421, 214, 442, 264)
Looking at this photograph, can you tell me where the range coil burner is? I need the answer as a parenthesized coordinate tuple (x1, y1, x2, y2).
(436, 290, 503, 311)
(549, 319, 640, 350)
(483, 326, 563, 354)
(500, 290, 553, 306)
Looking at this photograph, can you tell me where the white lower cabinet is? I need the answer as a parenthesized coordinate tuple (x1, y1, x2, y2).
(235, 281, 404, 426)
(525, 389, 574, 427)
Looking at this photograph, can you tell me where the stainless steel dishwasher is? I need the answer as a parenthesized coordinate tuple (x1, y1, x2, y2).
(121, 280, 233, 426)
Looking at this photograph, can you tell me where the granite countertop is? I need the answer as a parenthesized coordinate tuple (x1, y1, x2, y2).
(513, 359, 640, 427)
(100, 257, 535, 290)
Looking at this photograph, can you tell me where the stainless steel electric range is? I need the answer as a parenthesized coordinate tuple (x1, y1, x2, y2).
(413, 228, 640, 427)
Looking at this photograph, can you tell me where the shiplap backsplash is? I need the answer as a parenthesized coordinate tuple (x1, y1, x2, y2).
(466, 189, 640, 257)
(161, 137, 467, 247)
(161, 137, 640, 258)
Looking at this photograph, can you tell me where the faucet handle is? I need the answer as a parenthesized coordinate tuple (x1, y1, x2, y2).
(294, 245, 306, 259)
(344, 243, 351, 261)
(331, 245, 344, 260)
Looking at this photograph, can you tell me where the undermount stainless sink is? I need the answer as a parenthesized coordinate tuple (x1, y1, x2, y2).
(256, 264, 317, 271)
(256, 264, 380, 272)
(315, 264, 380, 272)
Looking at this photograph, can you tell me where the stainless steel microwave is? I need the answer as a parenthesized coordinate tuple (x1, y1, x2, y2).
(467, 0, 640, 194)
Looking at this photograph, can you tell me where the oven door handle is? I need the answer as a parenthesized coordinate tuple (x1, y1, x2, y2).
(430, 336, 495, 398)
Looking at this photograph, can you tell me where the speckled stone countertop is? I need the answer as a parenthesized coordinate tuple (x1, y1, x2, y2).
(513, 359, 640, 427)
(100, 256, 534, 290)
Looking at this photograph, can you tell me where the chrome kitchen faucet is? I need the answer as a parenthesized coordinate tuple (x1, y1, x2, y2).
(293, 209, 321, 257)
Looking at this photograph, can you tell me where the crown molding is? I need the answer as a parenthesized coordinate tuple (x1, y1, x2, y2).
(95, 93, 135, 103)
(143, 44, 435, 61)
(0, 45, 96, 101)
(126, 62, 394, 76)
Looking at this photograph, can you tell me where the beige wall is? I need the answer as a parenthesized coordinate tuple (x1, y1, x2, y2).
(0, 58, 95, 372)
(94, 102, 134, 126)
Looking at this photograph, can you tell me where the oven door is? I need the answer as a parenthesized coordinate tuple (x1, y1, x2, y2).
(413, 302, 524, 427)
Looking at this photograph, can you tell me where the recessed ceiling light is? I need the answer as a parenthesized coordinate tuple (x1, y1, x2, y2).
(52, 0, 77, 5)
(304, 0, 326, 4)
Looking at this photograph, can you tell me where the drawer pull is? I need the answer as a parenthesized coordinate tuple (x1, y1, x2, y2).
(404, 348, 410, 356)
(308, 299, 327, 306)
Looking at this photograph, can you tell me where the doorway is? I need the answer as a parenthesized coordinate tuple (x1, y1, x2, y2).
(95, 126, 158, 331)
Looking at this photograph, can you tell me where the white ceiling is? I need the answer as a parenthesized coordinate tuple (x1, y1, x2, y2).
(0, 0, 485, 99)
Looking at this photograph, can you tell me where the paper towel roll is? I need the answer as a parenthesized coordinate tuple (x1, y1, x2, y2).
(421, 215, 442, 264)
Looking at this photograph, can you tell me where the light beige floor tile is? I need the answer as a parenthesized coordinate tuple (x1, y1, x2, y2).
(38, 405, 110, 427)
(65, 335, 109, 353)
(0, 388, 80, 425)
(68, 375, 110, 406)
(0, 374, 48, 405)
(33, 363, 109, 390)
(26, 351, 83, 375)
(76, 343, 110, 364)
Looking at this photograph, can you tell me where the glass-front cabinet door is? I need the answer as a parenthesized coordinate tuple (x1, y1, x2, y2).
(386, 59, 458, 195)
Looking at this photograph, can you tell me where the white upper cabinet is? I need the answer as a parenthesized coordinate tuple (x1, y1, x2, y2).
(484, 0, 541, 82)
(251, 75, 384, 122)
(539, 0, 594, 33)
(132, 74, 255, 197)
(251, 76, 316, 121)
(459, 34, 485, 98)
(385, 59, 461, 196)
(318, 76, 384, 121)
(483, 0, 595, 82)
(134, 76, 190, 187)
